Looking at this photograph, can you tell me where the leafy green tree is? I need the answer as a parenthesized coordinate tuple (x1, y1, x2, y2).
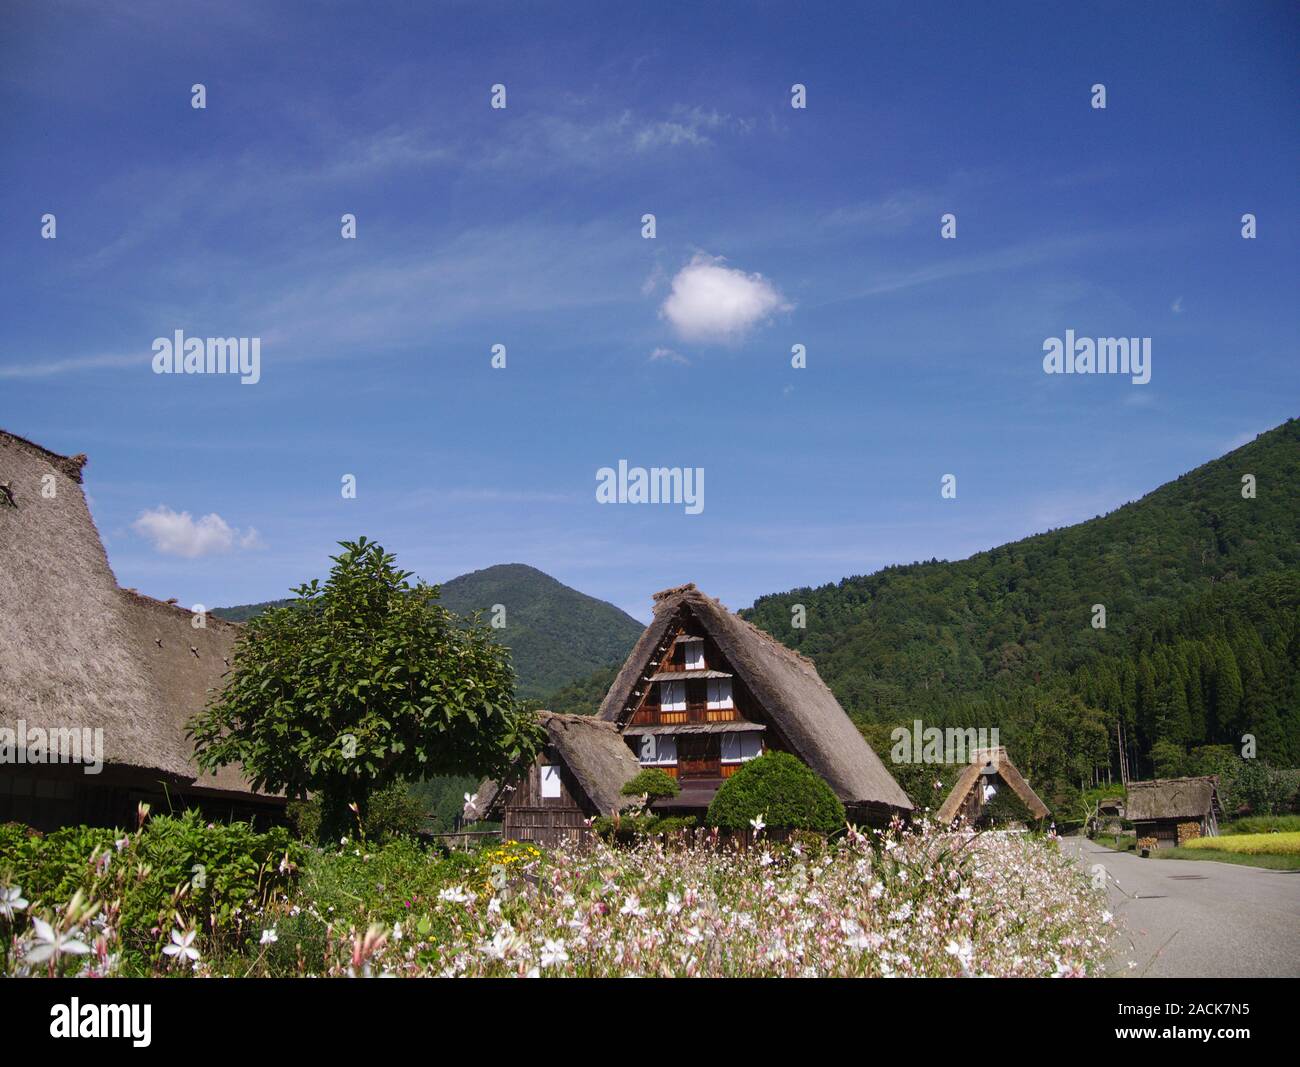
(191, 538, 542, 844)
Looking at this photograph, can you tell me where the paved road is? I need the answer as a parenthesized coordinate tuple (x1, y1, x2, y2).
(1061, 837, 1300, 977)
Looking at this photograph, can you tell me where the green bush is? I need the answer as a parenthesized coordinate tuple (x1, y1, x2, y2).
(1221, 814, 1300, 835)
(0, 810, 303, 973)
(287, 782, 427, 844)
(706, 752, 845, 833)
(620, 768, 680, 802)
(591, 813, 696, 845)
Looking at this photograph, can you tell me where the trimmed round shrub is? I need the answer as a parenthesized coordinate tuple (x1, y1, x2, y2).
(620, 768, 681, 802)
(706, 752, 845, 833)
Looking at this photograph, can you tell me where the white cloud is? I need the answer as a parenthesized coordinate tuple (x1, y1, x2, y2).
(1171, 296, 1183, 314)
(649, 346, 688, 365)
(132, 506, 262, 557)
(659, 254, 790, 344)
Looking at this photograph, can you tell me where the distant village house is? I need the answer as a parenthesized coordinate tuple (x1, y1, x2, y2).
(1126, 776, 1221, 850)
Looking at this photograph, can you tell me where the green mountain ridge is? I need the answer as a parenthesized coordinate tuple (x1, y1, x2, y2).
(738, 419, 1300, 779)
(214, 562, 644, 700)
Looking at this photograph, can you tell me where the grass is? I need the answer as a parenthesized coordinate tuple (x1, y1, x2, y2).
(1155, 846, 1300, 870)
(1220, 815, 1300, 835)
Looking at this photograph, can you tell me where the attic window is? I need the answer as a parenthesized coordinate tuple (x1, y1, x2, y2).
(540, 765, 561, 799)
(682, 638, 705, 671)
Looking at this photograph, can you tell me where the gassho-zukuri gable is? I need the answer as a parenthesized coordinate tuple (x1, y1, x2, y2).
(470, 583, 912, 845)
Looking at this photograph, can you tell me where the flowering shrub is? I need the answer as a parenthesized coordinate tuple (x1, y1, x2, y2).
(3, 819, 1112, 977)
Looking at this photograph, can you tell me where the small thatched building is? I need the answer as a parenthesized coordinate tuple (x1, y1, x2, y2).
(935, 747, 1050, 827)
(468, 711, 641, 847)
(474, 583, 912, 840)
(0, 429, 283, 829)
(1126, 776, 1221, 849)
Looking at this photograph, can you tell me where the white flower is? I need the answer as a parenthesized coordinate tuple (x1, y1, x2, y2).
(0, 885, 29, 922)
(260, 928, 278, 945)
(683, 926, 704, 946)
(438, 886, 471, 904)
(162, 927, 200, 966)
(26, 917, 91, 965)
(540, 938, 569, 968)
(1102, 911, 1113, 925)
(665, 893, 683, 916)
(620, 895, 647, 918)
(392, 922, 403, 942)
(840, 918, 871, 951)
(749, 814, 766, 833)
(945, 939, 974, 976)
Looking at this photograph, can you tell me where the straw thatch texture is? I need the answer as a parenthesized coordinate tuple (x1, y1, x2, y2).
(0, 432, 192, 778)
(935, 746, 1049, 823)
(535, 710, 640, 813)
(0, 429, 269, 799)
(1125, 776, 1219, 822)
(599, 585, 912, 812)
(118, 589, 264, 795)
(470, 710, 640, 819)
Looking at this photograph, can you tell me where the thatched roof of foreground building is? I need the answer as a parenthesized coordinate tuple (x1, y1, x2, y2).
(0, 428, 268, 800)
(936, 746, 1050, 824)
(469, 710, 641, 820)
(599, 583, 912, 813)
(1125, 776, 1220, 822)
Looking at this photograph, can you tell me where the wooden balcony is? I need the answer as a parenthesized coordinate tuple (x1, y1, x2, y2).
(633, 703, 740, 726)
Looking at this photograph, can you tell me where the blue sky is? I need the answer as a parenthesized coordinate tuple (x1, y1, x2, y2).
(2, 1, 1296, 622)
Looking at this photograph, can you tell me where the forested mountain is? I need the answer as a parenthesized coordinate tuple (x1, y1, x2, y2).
(738, 420, 1299, 801)
(215, 563, 643, 700)
(433, 564, 643, 699)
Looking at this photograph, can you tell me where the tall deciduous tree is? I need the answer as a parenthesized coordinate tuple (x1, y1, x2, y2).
(190, 538, 542, 843)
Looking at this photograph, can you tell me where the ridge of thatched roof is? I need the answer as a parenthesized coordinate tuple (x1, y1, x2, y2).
(936, 746, 1050, 823)
(0, 427, 268, 797)
(0, 429, 89, 483)
(1125, 776, 1220, 821)
(598, 586, 912, 811)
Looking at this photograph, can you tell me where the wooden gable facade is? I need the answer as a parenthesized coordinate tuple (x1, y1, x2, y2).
(621, 621, 773, 812)
(935, 747, 1050, 828)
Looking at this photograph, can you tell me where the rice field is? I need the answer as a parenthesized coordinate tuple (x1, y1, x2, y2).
(1183, 831, 1300, 856)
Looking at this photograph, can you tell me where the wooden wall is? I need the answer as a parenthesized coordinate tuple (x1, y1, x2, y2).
(501, 750, 597, 848)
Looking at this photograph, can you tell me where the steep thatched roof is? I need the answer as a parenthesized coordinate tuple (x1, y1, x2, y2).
(0, 428, 266, 797)
(469, 710, 641, 820)
(536, 711, 640, 814)
(599, 584, 912, 812)
(0, 431, 192, 779)
(1126, 776, 1220, 822)
(118, 589, 265, 796)
(936, 746, 1050, 823)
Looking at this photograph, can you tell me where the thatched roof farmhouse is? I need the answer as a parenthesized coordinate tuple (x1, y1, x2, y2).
(476, 583, 912, 844)
(469, 711, 641, 845)
(1126, 776, 1221, 849)
(0, 429, 282, 829)
(936, 746, 1050, 826)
